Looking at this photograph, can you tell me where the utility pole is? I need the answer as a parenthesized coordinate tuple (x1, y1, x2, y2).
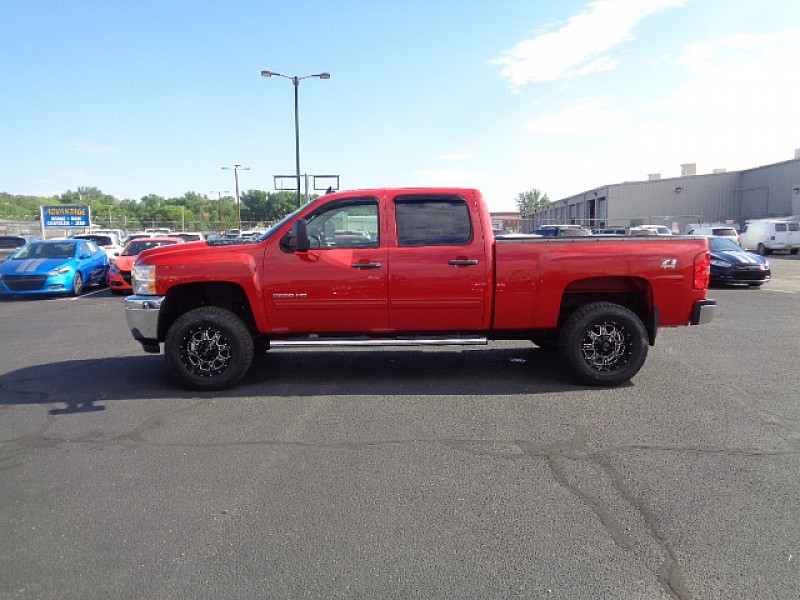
(221, 165, 250, 231)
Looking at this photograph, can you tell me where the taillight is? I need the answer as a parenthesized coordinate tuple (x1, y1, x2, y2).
(694, 250, 710, 290)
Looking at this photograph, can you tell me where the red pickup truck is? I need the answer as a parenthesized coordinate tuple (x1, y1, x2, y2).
(125, 188, 715, 390)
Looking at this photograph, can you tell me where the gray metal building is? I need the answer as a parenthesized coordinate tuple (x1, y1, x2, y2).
(524, 153, 800, 234)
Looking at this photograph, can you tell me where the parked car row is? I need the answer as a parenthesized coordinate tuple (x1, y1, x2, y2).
(530, 225, 676, 237)
(0, 227, 779, 298)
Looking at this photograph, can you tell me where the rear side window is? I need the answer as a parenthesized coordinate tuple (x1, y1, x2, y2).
(395, 196, 472, 247)
(0, 237, 24, 249)
(789, 222, 800, 232)
(775, 223, 786, 232)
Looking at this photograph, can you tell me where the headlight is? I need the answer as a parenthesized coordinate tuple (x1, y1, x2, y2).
(110, 263, 119, 273)
(47, 265, 72, 277)
(132, 264, 157, 295)
(710, 259, 731, 268)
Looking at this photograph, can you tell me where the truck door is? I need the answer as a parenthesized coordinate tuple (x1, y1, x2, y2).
(387, 193, 489, 332)
(263, 196, 389, 333)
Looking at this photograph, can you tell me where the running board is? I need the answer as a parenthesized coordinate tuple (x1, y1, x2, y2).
(270, 336, 488, 348)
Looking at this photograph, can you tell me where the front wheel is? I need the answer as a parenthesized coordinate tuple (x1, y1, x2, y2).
(165, 307, 255, 390)
(71, 272, 83, 296)
(559, 302, 649, 387)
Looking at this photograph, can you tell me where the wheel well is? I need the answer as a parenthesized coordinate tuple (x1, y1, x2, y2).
(558, 277, 656, 344)
(158, 282, 258, 342)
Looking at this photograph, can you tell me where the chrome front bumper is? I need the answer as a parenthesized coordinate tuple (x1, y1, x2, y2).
(125, 294, 165, 352)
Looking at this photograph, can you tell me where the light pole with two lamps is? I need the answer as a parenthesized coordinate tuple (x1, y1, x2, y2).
(260, 69, 330, 207)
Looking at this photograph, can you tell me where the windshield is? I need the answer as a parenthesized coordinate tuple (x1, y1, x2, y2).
(75, 235, 113, 246)
(256, 201, 320, 242)
(709, 237, 744, 251)
(123, 240, 177, 256)
(13, 242, 76, 260)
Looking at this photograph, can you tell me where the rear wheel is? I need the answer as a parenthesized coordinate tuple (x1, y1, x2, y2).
(559, 302, 648, 387)
(165, 307, 254, 390)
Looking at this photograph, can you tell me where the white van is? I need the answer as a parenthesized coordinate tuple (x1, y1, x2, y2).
(739, 219, 800, 255)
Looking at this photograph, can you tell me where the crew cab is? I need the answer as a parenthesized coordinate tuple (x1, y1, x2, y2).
(125, 188, 715, 390)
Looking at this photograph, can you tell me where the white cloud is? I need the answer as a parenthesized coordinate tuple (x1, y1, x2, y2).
(70, 140, 121, 154)
(526, 100, 630, 136)
(439, 153, 473, 161)
(645, 29, 800, 167)
(491, 0, 686, 85)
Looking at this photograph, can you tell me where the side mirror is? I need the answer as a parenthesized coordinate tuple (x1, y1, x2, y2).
(280, 219, 310, 253)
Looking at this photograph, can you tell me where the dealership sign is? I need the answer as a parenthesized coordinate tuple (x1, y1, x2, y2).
(41, 205, 91, 228)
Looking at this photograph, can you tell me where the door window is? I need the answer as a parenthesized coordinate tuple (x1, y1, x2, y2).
(305, 199, 379, 249)
(395, 197, 472, 247)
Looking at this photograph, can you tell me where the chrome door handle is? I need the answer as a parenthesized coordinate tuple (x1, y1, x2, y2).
(449, 259, 479, 266)
(351, 262, 382, 269)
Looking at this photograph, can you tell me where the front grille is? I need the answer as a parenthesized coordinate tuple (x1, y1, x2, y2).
(3, 275, 47, 291)
(731, 266, 767, 281)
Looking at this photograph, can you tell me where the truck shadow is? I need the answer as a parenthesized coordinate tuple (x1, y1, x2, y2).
(0, 346, 591, 409)
(242, 346, 576, 396)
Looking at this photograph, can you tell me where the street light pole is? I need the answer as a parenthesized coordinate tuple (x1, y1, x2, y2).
(260, 69, 330, 207)
(221, 165, 250, 231)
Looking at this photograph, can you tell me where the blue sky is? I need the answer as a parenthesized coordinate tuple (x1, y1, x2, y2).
(1, 0, 799, 211)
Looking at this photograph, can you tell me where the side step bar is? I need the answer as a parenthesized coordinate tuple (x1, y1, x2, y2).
(270, 336, 488, 348)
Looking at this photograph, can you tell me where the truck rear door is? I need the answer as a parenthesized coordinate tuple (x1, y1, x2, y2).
(387, 193, 489, 331)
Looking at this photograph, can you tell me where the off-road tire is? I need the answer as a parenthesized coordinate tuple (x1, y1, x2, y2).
(559, 302, 648, 387)
(165, 306, 255, 391)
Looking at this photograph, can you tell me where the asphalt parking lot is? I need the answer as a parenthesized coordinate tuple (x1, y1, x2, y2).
(1, 256, 799, 599)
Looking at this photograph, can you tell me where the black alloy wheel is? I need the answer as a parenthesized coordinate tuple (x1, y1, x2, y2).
(165, 306, 255, 390)
(559, 302, 648, 386)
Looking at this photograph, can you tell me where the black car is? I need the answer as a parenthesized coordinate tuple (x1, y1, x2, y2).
(708, 236, 771, 287)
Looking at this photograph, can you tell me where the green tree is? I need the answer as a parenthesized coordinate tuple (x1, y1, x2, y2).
(515, 188, 550, 213)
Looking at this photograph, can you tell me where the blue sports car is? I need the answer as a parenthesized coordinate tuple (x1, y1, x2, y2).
(0, 239, 109, 297)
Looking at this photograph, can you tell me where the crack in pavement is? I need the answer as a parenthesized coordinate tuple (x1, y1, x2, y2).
(4, 412, 800, 599)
